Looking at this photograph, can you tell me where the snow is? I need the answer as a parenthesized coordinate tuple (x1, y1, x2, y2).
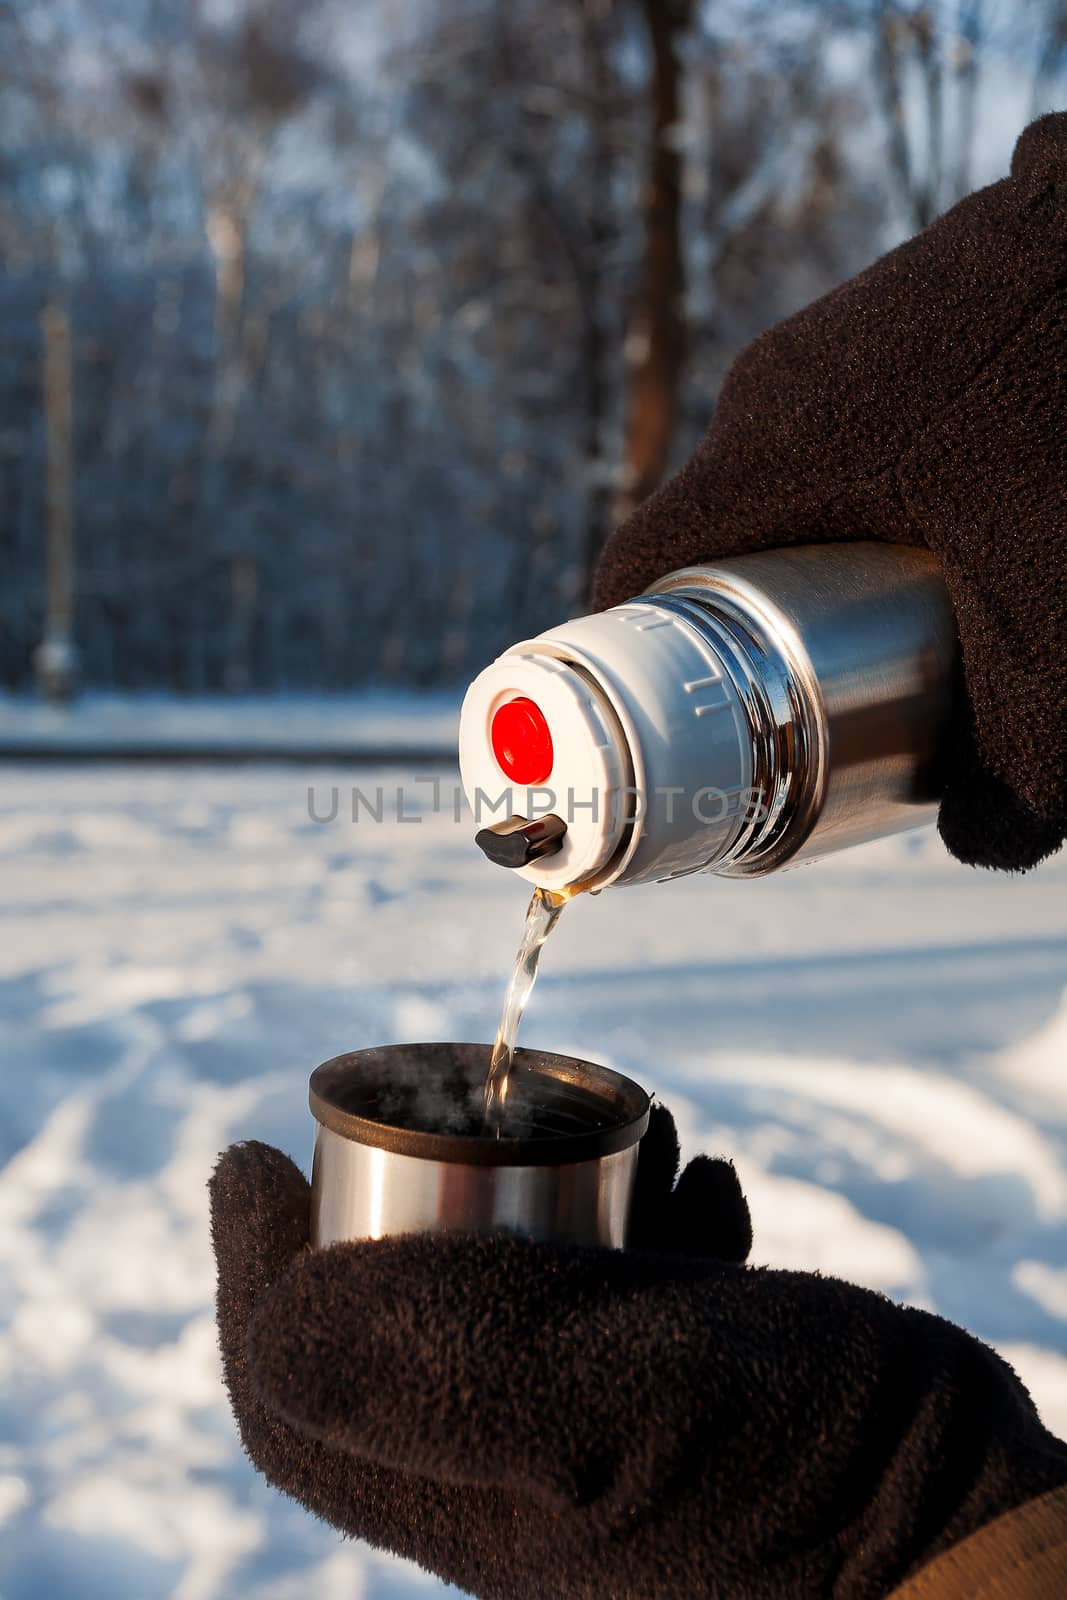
(1, 756, 1066, 1598)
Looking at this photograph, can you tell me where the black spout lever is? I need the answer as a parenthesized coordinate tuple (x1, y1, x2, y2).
(475, 814, 567, 868)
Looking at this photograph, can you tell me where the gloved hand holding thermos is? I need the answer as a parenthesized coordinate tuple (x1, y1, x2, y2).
(462, 113, 1067, 889)
(211, 116, 1067, 1599)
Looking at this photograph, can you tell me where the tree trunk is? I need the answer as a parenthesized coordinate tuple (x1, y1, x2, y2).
(614, 0, 689, 528)
(35, 303, 78, 702)
(577, 0, 616, 606)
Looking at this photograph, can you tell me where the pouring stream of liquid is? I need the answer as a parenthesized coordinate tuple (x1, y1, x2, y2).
(483, 886, 568, 1135)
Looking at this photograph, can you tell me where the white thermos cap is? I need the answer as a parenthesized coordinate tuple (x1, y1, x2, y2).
(458, 599, 753, 892)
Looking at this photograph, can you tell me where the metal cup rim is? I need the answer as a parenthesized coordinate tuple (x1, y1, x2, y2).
(309, 1042, 650, 1168)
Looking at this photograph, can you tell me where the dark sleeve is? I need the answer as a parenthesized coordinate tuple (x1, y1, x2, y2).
(886, 1481, 1067, 1599)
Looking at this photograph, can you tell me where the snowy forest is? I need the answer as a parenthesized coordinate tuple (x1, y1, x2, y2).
(2, 0, 1066, 694)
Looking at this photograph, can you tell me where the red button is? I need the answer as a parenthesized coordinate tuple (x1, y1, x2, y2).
(490, 697, 554, 785)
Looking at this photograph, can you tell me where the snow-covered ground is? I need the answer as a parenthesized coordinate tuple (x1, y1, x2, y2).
(2, 758, 1067, 1599)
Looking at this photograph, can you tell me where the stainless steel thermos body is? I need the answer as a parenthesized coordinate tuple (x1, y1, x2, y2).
(459, 543, 958, 891)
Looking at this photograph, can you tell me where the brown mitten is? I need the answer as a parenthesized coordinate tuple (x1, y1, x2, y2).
(211, 1109, 1067, 1599)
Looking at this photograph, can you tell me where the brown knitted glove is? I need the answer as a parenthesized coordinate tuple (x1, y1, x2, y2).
(595, 115, 1067, 873)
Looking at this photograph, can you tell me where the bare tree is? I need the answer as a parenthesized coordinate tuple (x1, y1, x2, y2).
(869, 0, 1067, 232)
(35, 305, 76, 702)
(614, 0, 690, 530)
(177, 2, 336, 447)
(1032, 0, 1067, 114)
(952, 0, 983, 198)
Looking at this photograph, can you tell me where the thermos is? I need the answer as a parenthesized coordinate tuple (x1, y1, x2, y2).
(459, 543, 958, 892)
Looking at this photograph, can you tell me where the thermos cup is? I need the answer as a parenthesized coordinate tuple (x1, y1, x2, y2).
(310, 1043, 650, 1249)
(459, 543, 958, 891)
